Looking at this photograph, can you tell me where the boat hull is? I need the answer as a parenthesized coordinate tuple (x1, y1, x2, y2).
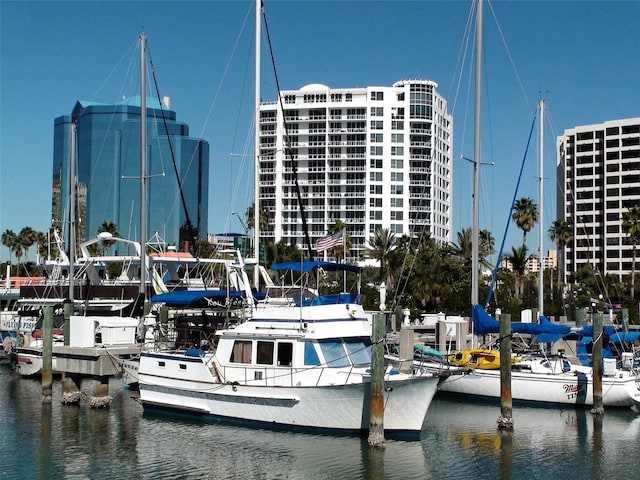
(14, 347, 60, 377)
(137, 353, 439, 438)
(438, 368, 640, 407)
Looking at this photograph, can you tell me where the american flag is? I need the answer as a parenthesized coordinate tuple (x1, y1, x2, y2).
(316, 229, 345, 253)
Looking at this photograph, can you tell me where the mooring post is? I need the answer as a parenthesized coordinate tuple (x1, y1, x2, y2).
(591, 312, 604, 415)
(63, 298, 73, 346)
(498, 312, 513, 430)
(42, 306, 53, 404)
(368, 312, 385, 447)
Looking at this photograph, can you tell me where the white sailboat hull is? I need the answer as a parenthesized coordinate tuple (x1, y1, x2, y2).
(138, 352, 439, 437)
(439, 367, 640, 407)
(15, 347, 60, 377)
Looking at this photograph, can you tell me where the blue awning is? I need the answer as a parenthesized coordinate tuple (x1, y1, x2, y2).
(610, 331, 640, 342)
(271, 260, 362, 274)
(151, 289, 245, 306)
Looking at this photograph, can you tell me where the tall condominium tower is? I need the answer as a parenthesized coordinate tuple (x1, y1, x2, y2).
(557, 117, 640, 282)
(258, 80, 452, 261)
(52, 96, 209, 250)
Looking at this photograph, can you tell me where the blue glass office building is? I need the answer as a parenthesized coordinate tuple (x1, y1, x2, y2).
(52, 96, 209, 250)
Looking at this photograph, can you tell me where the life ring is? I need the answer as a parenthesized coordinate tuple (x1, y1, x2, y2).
(2, 336, 16, 354)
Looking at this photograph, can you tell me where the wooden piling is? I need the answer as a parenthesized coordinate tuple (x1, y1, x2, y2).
(63, 299, 73, 346)
(591, 313, 604, 415)
(42, 306, 53, 404)
(368, 313, 385, 447)
(498, 312, 513, 430)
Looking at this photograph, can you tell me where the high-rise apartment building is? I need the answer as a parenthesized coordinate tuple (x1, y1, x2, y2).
(52, 96, 209, 249)
(557, 117, 640, 282)
(257, 80, 452, 260)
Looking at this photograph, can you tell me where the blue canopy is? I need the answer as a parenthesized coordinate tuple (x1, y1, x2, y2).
(609, 331, 640, 342)
(271, 260, 362, 274)
(151, 289, 246, 307)
(472, 305, 572, 336)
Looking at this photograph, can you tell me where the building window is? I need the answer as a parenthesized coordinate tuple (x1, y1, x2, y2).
(370, 107, 383, 116)
(370, 146, 383, 156)
(371, 91, 384, 101)
(391, 211, 403, 221)
(371, 120, 383, 130)
(390, 198, 403, 208)
(370, 185, 382, 195)
(370, 133, 383, 143)
(370, 158, 382, 169)
(392, 120, 404, 130)
(391, 185, 403, 195)
(391, 158, 404, 168)
(391, 224, 404, 234)
(391, 146, 404, 156)
(370, 172, 383, 182)
(391, 133, 404, 143)
(370, 198, 382, 208)
(390, 172, 404, 182)
(369, 211, 382, 220)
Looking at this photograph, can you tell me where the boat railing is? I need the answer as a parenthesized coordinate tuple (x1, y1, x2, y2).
(298, 293, 363, 307)
(214, 362, 362, 388)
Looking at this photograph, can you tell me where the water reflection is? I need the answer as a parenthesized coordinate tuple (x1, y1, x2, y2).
(1, 370, 639, 480)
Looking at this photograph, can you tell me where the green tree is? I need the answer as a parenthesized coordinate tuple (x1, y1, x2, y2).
(245, 203, 271, 233)
(19, 226, 37, 266)
(548, 219, 572, 289)
(451, 227, 495, 269)
(35, 230, 49, 262)
(621, 205, 640, 298)
(366, 228, 396, 291)
(327, 220, 349, 262)
(512, 197, 539, 248)
(507, 244, 529, 300)
(1, 229, 19, 268)
(97, 221, 120, 255)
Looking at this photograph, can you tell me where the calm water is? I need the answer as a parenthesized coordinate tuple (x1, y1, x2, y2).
(1, 365, 639, 480)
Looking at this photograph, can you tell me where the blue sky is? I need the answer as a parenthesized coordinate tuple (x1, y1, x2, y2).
(1, 0, 639, 263)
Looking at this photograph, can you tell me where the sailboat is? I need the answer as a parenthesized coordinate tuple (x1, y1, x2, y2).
(135, 1, 441, 438)
(437, 6, 640, 406)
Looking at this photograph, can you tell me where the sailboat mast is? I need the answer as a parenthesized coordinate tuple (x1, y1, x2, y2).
(253, 0, 261, 289)
(69, 122, 77, 303)
(139, 34, 147, 297)
(471, 0, 483, 309)
(538, 99, 544, 319)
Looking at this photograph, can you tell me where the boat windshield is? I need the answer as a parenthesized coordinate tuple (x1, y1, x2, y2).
(318, 337, 372, 367)
(344, 337, 371, 366)
(319, 340, 350, 367)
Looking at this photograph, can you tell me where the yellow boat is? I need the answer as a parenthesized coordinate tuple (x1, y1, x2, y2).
(450, 349, 520, 370)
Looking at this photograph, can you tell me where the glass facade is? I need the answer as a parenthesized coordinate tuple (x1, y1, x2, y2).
(52, 96, 209, 250)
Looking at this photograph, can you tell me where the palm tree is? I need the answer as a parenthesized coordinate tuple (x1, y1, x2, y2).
(621, 205, 640, 299)
(1, 229, 19, 269)
(507, 244, 529, 300)
(97, 221, 120, 254)
(451, 227, 494, 269)
(366, 228, 396, 289)
(512, 197, 539, 247)
(328, 220, 349, 261)
(245, 203, 270, 233)
(35, 230, 49, 263)
(548, 219, 572, 290)
(19, 226, 37, 266)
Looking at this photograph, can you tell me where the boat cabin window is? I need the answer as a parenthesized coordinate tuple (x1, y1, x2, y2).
(304, 341, 320, 366)
(230, 340, 252, 364)
(344, 337, 372, 366)
(257, 341, 274, 365)
(277, 342, 293, 367)
(318, 339, 350, 367)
